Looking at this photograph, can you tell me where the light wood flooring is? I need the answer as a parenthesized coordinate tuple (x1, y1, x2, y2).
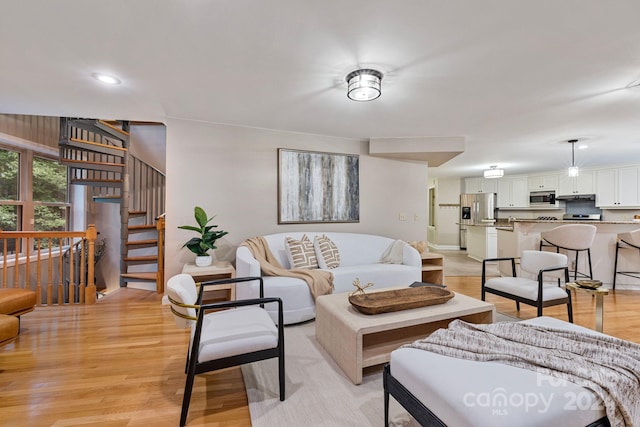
(1, 279, 639, 426)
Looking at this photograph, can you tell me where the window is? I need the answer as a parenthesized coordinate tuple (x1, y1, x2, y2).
(0, 148, 20, 229)
(0, 146, 70, 254)
(33, 156, 68, 232)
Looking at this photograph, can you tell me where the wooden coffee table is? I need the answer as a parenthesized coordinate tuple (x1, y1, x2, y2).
(315, 290, 495, 384)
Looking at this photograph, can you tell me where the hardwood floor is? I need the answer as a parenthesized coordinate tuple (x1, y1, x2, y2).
(1, 281, 639, 426)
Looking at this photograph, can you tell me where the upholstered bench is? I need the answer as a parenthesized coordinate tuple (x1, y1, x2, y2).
(0, 314, 19, 344)
(0, 288, 37, 318)
(0, 288, 36, 344)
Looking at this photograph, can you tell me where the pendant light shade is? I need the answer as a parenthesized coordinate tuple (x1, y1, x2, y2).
(568, 139, 579, 177)
(483, 165, 504, 179)
(346, 69, 382, 101)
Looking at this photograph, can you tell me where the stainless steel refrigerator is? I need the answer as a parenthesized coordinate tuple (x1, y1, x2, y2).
(459, 193, 497, 249)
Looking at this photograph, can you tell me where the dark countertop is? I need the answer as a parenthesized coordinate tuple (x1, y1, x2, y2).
(512, 219, 640, 225)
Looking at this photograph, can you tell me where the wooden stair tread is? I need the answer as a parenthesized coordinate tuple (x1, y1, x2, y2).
(98, 120, 130, 136)
(124, 255, 158, 262)
(121, 273, 157, 281)
(71, 178, 123, 184)
(62, 158, 125, 167)
(128, 211, 147, 217)
(68, 137, 127, 151)
(128, 224, 156, 231)
(93, 195, 121, 202)
(126, 239, 158, 246)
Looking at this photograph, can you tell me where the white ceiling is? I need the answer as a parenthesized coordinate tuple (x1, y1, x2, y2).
(1, 1, 640, 178)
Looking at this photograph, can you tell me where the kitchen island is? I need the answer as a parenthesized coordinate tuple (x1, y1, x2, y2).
(497, 219, 640, 288)
(465, 223, 498, 262)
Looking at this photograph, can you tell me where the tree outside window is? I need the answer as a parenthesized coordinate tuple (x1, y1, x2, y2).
(0, 149, 20, 233)
(33, 156, 68, 232)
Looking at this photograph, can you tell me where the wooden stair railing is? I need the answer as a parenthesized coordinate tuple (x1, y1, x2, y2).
(0, 225, 99, 305)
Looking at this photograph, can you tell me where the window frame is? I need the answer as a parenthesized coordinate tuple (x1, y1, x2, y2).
(0, 143, 72, 256)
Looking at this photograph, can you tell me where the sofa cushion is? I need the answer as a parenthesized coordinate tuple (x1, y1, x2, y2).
(330, 263, 421, 294)
(285, 234, 318, 269)
(314, 234, 340, 269)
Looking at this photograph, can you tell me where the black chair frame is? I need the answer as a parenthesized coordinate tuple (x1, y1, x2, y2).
(612, 238, 640, 290)
(174, 276, 285, 426)
(481, 257, 573, 322)
(539, 239, 593, 280)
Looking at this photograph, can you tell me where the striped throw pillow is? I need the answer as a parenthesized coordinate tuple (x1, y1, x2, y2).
(285, 235, 318, 269)
(314, 234, 340, 269)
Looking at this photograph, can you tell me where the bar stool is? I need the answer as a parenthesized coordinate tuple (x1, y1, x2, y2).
(539, 224, 597, 280)
(613, 229, 640, 290)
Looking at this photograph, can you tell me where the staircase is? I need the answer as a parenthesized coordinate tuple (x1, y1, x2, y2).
(59, 118, 166, 293)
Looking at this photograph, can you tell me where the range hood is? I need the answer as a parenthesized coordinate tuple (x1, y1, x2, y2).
(555, 194, 596, 201)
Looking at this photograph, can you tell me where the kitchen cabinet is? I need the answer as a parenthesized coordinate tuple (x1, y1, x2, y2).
(497, 176, 528, 208)
(464, 177, 498, 194)
(596, 166, 640, 208)
(558, 170, 595, 196)
(528, 174, 559, 191)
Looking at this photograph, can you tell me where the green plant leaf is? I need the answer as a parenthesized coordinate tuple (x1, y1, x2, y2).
(194, 206, 208, 228)
(179, 206, 228, 256)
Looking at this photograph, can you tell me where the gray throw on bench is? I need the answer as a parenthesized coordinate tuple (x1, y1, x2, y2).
(405, 320, 640, 427)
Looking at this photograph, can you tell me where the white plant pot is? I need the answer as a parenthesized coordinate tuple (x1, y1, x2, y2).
(195, 255, 212, 267)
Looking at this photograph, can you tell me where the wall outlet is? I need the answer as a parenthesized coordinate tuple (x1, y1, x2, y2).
(399, 213, 407, 221)
(414, 213, 419, 221)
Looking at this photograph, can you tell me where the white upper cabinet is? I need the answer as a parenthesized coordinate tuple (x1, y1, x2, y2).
(528, 174, 559, 191)
(464, 177, 498, 194)
(558, 171, 595, 196)
(596, 166, 640, 208)
(497, 176, 529, 208)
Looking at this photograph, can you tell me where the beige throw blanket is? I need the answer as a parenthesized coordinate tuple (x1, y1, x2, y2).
(405, 320, 640, 427)
(241, 237, 334, 299)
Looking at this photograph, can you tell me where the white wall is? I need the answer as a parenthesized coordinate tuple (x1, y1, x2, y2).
(164, 118, 428, 281)
(129, 124, 166, 172)
(427, 177, 461, 248)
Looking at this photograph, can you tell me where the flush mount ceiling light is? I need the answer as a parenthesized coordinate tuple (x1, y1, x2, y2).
(483, 165, 504, 179)
(346, 69, 382, 101)
(92, 72, 121, 85)
(568, 139, 579, 177)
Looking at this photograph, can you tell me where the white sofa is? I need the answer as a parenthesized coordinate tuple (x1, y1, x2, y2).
(235, 232, 422, 324)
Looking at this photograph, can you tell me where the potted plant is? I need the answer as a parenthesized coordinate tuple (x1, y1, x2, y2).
(179, 206, 229, 267)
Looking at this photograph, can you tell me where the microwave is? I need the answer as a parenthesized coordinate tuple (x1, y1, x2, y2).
(529, 190, 556, 206)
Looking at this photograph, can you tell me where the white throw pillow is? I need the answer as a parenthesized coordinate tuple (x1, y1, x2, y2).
(314, 234, 340, 269)
(285, 235, 318, 269)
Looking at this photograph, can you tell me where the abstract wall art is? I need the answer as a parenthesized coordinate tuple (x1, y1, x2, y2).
(278, 148, 359, 224)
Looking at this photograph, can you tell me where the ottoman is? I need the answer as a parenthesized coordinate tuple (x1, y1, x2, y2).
(0, 288, 37, 317)
(0, 314, 19, 344)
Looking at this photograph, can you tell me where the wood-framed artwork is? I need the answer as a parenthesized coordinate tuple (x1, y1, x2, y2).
(278, 148, 359, 224)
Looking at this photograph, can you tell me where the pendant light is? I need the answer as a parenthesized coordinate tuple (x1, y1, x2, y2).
(568, 139, 579, 177)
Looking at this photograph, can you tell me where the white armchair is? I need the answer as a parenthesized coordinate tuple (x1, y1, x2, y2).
(167, 274, 285, 426)
(481, 250, 573, 321)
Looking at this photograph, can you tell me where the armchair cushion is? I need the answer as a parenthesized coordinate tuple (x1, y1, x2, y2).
(198, 306, 278, 362)
(484, 277, 570, 302)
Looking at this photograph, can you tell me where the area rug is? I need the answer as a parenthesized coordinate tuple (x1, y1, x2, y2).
(241, 313, 519, 426)
(241, 321, 417, 426)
